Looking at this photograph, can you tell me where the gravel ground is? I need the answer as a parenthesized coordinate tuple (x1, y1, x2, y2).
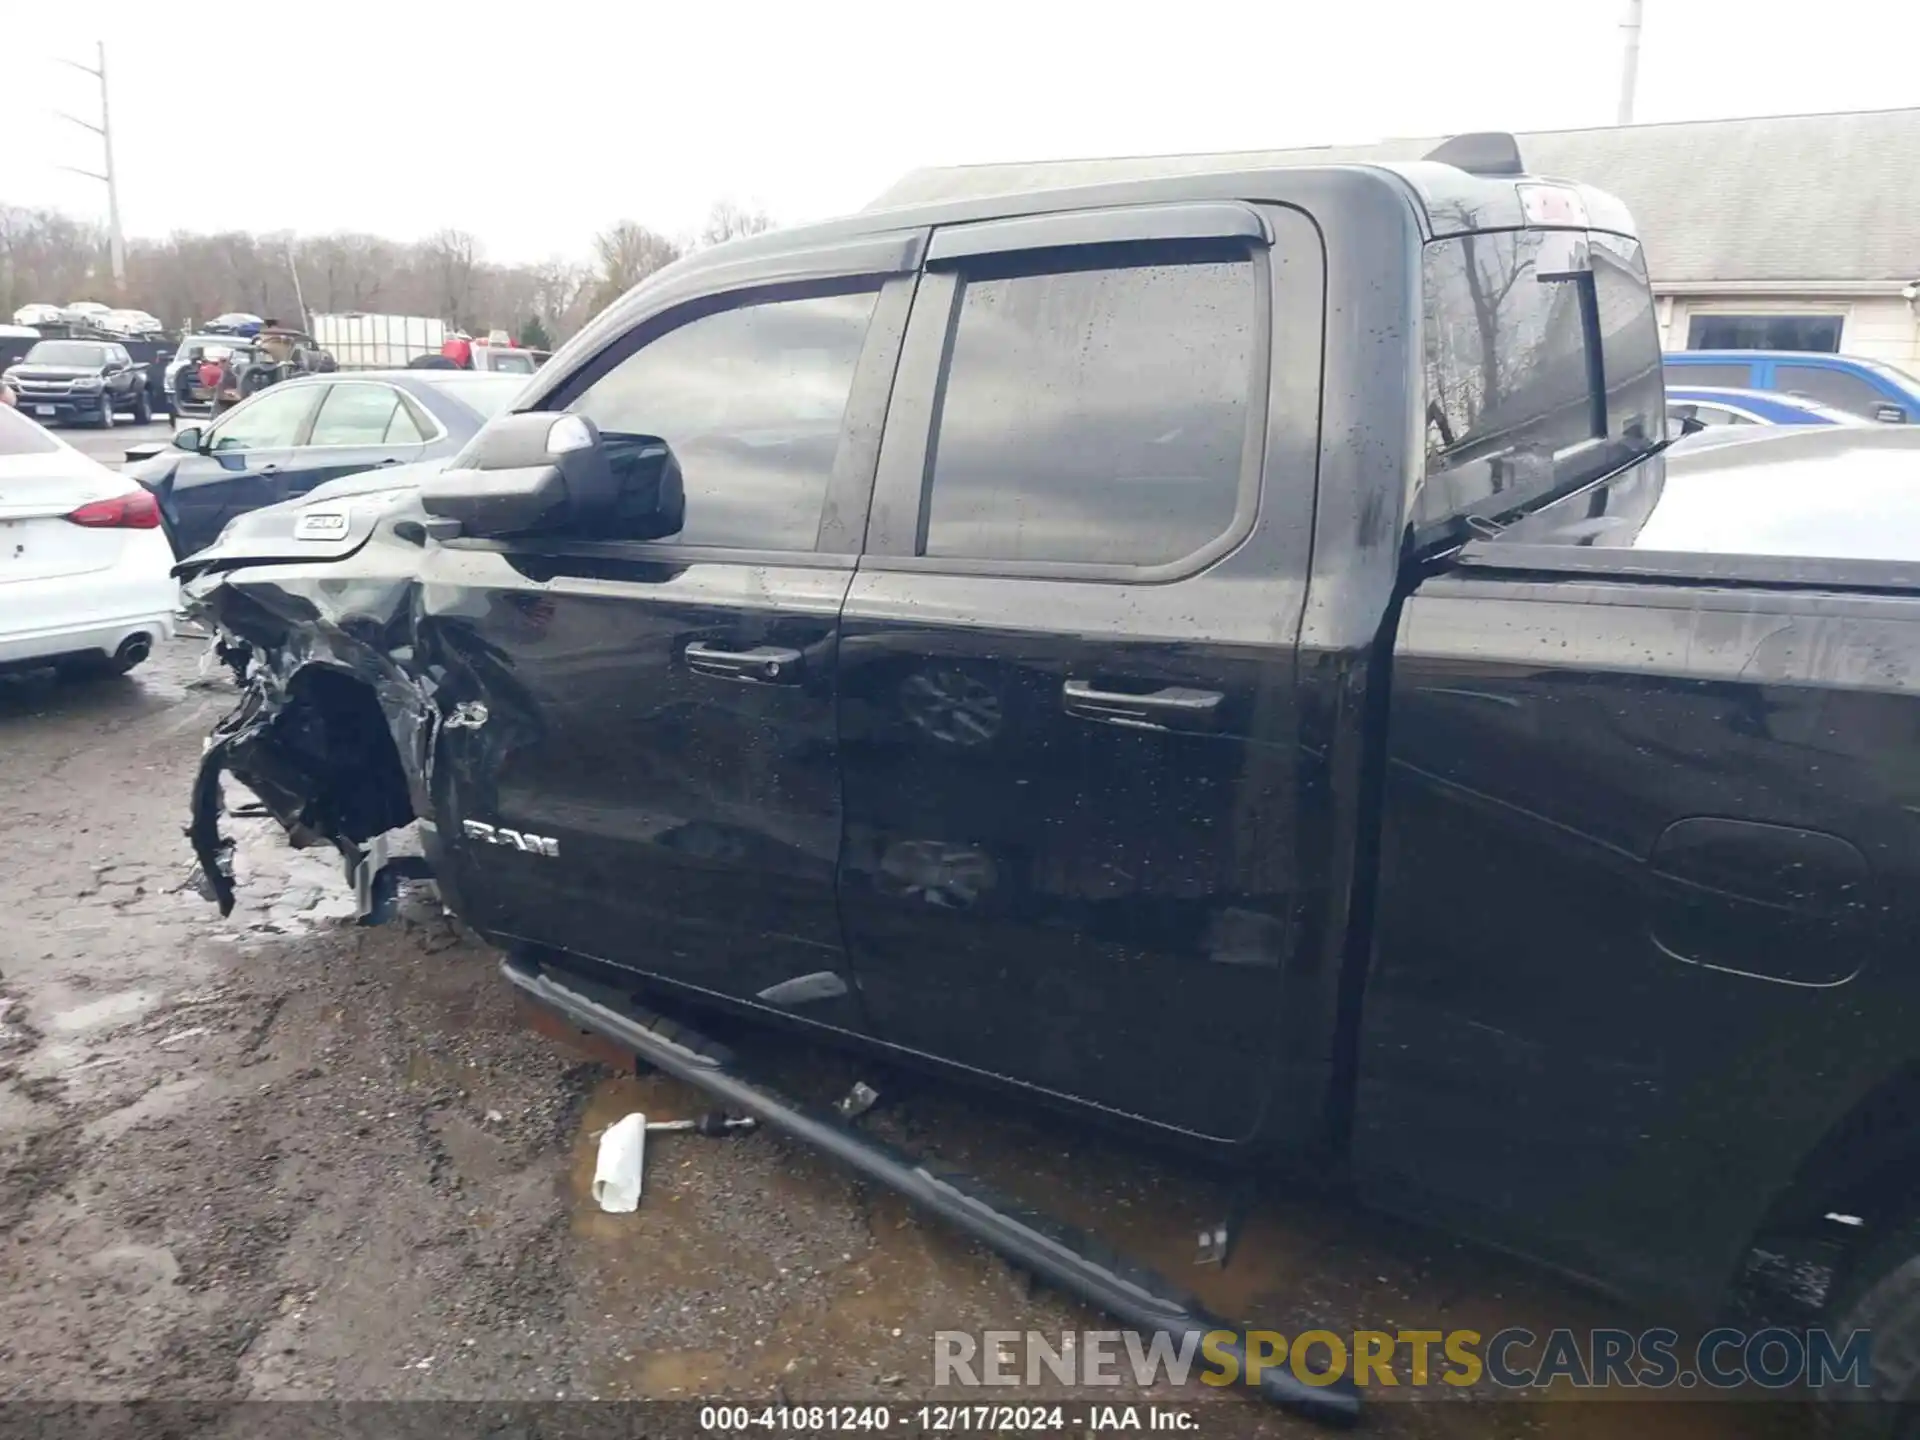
(0, 633, 1799, 1438)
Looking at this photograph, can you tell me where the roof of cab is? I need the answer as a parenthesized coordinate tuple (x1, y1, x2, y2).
(855, 133, 1637, 241)
(672, 132, 1624, 277)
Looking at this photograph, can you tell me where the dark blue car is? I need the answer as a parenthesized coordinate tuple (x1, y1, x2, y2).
(1664, 350, 1920, 423)
(126, 370, 527, 558)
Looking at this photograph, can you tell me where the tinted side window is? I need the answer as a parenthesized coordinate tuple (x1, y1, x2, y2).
(1667, 363, 1753, 387)
(208, 385, 317, 450)
(1773, 364, 1891, 420)
(568, 287, 878, 550)
(385, 397, 430, 443)
(308, 383, 403, 445)
(921, 242, 1258, 567)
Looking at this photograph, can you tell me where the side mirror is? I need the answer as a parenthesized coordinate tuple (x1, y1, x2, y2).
(420, 412, 683, 540)
(173, 425, 205, 453)
(1875, 404, 1907, 424)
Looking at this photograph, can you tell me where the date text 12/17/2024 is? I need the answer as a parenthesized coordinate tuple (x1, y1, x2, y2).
(699, 1405, 1195, 1432)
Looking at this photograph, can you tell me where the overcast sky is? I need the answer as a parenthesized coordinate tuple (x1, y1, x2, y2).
(6, 1, 1915, 266)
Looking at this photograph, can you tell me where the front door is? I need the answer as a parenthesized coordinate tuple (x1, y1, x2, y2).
(421, 251, 915, 1033)
(836, 206, 1325, 1139)
(161, 382, 322, 556)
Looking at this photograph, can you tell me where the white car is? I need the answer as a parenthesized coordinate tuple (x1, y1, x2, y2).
(0, 405, 176, 677)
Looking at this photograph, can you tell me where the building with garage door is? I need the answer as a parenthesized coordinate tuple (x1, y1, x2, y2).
(874, 107, 1920, 373)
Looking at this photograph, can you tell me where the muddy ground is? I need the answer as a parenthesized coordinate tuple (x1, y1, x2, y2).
(0, 635, 1805, 1437)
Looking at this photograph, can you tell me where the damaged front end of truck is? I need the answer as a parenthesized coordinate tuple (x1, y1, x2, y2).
(178, 472, 451, 923)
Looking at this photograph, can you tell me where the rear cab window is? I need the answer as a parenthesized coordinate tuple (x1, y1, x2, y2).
(1419, 220, 1663, 547)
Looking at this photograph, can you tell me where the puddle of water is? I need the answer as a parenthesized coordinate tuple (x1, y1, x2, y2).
(46, 988, 160, 1036)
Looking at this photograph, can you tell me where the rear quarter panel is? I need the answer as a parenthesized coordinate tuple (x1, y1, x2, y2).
(1356, 572, 1920, 1313)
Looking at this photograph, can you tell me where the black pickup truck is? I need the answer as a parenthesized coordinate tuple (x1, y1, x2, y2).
(177, 135, 1920, 1426)
(3, 337, 153, 425)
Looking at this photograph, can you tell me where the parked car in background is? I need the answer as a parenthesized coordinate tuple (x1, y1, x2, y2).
(166, 335, 253, 418)
(100, 308, 164, 337)
(125, 369, 525, 558)
(1666, 384, 1863, 437)
(1665, 350, 1920, 423)
(469, 342, 540, 375)
(0, 404, 174, 678)
(205, 312, 265, 337)
(2, 339, 151, 426)
(0, 324, 41, 374)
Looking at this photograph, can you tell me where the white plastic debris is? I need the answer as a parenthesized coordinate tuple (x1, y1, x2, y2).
(592, 1113, 647, 1212)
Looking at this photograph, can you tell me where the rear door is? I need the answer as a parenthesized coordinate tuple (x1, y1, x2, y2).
(161, 383, 321, 556)
(422, 234, 918, 1030)
(835, 204, 1325, 1137)
(283, 380, 436, 493)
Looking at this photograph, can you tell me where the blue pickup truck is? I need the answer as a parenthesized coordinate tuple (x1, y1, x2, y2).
(1665, 349, 1920, 423)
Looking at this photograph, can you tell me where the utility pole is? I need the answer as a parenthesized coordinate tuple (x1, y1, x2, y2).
(1616, 0, 1645, 127)
(54, 41, 126, 293)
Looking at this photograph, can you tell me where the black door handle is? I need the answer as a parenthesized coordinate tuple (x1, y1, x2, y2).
(685, 642, 804, 684)
(1062, 679, 1223, 730)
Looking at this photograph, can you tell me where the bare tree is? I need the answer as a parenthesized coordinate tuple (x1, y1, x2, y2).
(0, 206, 108, 316)
(698, 199, 776, 249)
(421, 228, 484, 332)
(0, 202, 673, 342)
(590, 221, 681, 313)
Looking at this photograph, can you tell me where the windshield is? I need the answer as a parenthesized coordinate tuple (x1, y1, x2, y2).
(419, 374, 527, 420)
(24, 341, 109, 367)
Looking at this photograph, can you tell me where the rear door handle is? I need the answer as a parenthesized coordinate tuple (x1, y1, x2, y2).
(1062, 679, 1223, 730)
(685, 642, 804, 684)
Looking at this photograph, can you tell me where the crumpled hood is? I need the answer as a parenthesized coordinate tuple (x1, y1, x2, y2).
(172, 457, 450, 581)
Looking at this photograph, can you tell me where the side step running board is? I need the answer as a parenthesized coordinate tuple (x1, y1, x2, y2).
(502, 955, 1362, 1428)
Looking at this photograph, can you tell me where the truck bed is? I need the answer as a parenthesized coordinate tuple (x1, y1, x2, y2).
(1354, 430, 1920, 1315)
